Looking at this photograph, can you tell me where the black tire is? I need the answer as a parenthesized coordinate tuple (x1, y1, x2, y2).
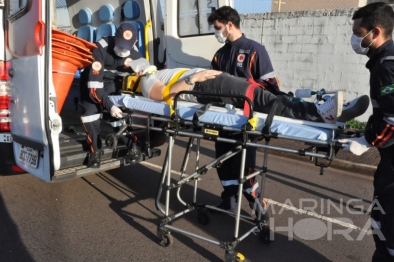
(0, 142, 25, 176)
(105, 134, 118, 149)
(159, 233, 173, 247)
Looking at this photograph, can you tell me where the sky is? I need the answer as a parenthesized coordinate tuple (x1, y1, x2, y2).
(234, 0, 272, 14)
(160, 0, 272, 14)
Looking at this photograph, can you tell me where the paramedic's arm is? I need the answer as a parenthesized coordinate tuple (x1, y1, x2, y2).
(148, 70, 222, 101)
(252, 45, 282, 95)
(87, 40, 115, 110)
(364, 63, 394, 148)
(130, 49, 142, 59)
(211, 53, 220, 70)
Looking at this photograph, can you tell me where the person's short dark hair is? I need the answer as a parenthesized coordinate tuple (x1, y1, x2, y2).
(352, 2, 394, 38)
(208, 6, 240, 29)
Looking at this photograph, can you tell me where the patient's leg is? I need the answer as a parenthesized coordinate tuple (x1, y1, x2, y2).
(194, 73, 276, 107)
(255, 88, 344, 124)
(194, 74, 343, 123)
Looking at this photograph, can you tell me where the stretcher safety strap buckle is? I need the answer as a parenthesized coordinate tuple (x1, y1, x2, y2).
(248, 113, 258, 131)
(162, 69, 189, 116)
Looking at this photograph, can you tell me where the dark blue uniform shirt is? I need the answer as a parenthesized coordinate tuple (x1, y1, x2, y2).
(211, 34, 281, 94)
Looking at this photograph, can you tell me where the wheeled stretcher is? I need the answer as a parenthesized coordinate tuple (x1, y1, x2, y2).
(108, 91, 348, 262)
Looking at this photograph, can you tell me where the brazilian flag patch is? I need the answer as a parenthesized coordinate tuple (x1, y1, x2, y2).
(380, 84, 394, 96)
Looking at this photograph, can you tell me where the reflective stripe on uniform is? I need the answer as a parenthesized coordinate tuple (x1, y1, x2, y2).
(244, 182, 259, 194)
(221, 180, 239, 187)
(260, 71, 276, 80)
(387, 248, 394, 256)
(104, 69, 127, 76)
(98, 38, 108, 48)
(88, 81, 104, 88)
(81, 113, 102, 123)
(384, 117, 394, 126)
(108, 120, 123, 127)
(104, 69, 124, 75)
(104, 69, 118, 73)
(371, 218, 381, 229)
(371, 99, 379, 108)
(381, 56, 394, 63)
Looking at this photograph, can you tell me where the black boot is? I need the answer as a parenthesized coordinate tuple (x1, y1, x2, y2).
(88, 151, 101, 168)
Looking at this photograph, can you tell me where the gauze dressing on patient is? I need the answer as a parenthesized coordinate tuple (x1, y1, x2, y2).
(127, 58, 157, 74)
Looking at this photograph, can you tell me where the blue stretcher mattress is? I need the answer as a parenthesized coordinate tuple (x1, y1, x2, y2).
(109, 95, 341, 141)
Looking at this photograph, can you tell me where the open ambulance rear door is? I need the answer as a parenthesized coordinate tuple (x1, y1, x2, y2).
(6, 0, 61, 182)
(165, 0, 233, 69)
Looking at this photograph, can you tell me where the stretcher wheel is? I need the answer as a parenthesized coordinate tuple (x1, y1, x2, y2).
(197, 208, 210, 225)
(259, 224, 273, 244)
(159, 232, 173, 247)
(225, 250, 247, 262)
(105, 134, 118, 149)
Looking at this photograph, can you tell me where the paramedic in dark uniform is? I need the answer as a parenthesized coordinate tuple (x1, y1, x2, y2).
(80, 23, 142, 168)
(207, 6, 282, 212)
(339, 3, 394, 261)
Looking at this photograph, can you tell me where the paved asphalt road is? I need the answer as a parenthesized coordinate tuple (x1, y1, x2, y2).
(0, 138, 376, 262)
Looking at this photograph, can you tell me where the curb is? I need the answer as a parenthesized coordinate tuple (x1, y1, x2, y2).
(263, 149, 377, 177)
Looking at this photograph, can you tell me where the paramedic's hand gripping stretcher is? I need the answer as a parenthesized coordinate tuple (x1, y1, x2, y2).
(104, 58, 370, 258)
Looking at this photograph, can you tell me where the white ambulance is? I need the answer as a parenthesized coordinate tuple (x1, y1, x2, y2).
(2, 0, 232, 182)
(0, 0, 26, 175)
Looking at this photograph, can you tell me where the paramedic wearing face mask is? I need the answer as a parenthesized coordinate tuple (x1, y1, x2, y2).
(79, 23, 142, 168)
(338, 3, 394, 261)
(206, 6, 284, 215)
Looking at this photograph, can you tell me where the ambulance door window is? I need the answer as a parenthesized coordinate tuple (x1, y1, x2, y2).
(178, 0, 199, 36)
(178, 0, 218, 37)
(198, 0, 218, 34)
(8, 0, 29, 19)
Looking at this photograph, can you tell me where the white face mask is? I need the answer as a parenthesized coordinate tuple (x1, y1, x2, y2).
(350, 30, 375, 55)
(114, 46, 130, 58)
(215, 26, 229, 44)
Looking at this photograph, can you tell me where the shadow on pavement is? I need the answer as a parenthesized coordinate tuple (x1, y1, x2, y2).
(176, 138, 372, 207)
(267, 172, 370, 214)
(84, 160, 331, 262)
(0, 194, 35, 262)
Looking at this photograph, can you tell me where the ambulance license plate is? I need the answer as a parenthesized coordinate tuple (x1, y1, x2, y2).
(18, 146, 39, 168)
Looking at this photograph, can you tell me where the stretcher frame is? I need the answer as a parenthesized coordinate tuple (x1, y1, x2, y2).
(108, 91, 346, 262)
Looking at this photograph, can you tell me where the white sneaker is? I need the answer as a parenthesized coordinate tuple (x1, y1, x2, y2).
(316, 91, 344, 124)
(337, 95, 369, 123)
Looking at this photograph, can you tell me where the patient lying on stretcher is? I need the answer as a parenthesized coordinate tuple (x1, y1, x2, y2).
(125, 58, 366, 124)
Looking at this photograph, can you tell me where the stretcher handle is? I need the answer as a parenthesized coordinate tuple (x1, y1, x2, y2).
(295, 88, 338, 98)
(173, 91, 255, 120)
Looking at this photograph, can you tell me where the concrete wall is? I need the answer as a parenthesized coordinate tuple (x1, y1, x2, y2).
(240, 8, 376, 122)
